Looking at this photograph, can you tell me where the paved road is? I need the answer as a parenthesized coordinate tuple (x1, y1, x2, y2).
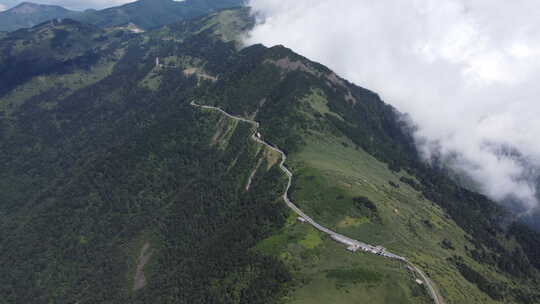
(191, 101, 444, 304)
(409, 263, 445, 304)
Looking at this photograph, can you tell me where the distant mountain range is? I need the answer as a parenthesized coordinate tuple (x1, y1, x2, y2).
(0, 2, 74, 31)
(0, 0, 244, 32)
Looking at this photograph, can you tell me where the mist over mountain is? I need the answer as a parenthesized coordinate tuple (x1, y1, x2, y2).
(246, 0, 540, 225)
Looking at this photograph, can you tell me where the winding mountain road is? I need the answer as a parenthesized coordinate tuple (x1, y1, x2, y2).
(191, 100, 444, 304)
(410, 264, 445, 304)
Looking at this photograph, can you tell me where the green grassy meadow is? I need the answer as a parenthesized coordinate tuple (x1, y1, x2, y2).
(253, 89, 517, 304)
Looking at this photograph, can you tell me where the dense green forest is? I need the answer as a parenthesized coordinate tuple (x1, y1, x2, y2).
(0, 15, 290, 303)
(1, 7, 540, 304)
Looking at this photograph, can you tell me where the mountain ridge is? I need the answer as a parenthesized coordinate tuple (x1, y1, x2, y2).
(0, 2, 75, 31)
(0, 0, 245, 32)
(1, 8, 540, 304)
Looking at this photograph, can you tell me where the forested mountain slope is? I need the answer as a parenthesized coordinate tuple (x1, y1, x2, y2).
(0, 12, 289, 303)
(1, 8, 540, 304)
(195, 39, 540, 304)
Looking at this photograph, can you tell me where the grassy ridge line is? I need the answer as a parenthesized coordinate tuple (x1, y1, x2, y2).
(190, 100, 443, 304)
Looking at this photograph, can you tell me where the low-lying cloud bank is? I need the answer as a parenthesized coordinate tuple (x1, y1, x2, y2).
(246, 0, 540, 217)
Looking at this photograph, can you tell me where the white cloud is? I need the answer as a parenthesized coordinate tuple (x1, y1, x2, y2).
(0, 4, 6, 11)
(246, 0, 540, 213)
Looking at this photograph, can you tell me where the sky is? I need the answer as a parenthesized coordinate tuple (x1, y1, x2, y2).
(0, 0, 134, 10)
(246, 0, 540, 216)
